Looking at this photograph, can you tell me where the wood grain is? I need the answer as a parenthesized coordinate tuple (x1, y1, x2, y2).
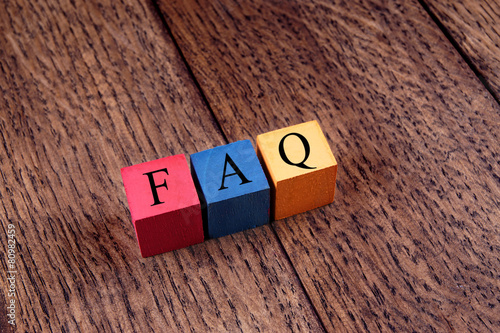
(158, 0, 500, 331)
(422, 0, 500, 100)
(0, 0, 324, 331)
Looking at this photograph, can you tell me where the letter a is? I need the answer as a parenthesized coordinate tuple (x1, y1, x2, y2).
(219, 154, 252, 190)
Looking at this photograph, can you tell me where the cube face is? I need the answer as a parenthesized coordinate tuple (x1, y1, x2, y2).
(134, 205, 202, 257)
(121, 154, 204, 257)
(207, 190, 269, 238)
(190, 140, 270, 239)
(256, 120, 337, 220)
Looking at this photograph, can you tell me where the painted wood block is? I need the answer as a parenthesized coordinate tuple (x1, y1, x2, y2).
(256, 120, 337, 220)
(121, 154, 204, 257)
(190, 140, 270, 239)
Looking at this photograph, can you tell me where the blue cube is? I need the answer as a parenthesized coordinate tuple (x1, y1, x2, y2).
(190, 140, 270, 239)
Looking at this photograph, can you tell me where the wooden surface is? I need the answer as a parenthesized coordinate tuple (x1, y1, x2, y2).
(0, 0, 499, 332)
(159, 0, 500, 331)
(422, 0, 500, 100)
(0, 0, 322, 332)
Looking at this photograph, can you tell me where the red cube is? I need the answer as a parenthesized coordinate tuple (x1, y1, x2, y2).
(121, 154, 204, 257)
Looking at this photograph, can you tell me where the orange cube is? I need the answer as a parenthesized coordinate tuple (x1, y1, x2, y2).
(256, 120, 337, 220)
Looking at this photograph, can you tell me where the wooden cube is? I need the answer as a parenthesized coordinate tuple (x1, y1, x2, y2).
(120, 154, 204, 257)
(190, 140, 270, 239)
(256, 120, 337, 220)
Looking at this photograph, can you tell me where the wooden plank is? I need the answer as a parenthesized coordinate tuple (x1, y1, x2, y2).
(422, 0, 500, 99)
(0, 0, 324, 331)
(157, 0, 500, 331)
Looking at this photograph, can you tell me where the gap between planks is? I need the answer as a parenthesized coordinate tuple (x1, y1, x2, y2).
(419, 0, 500, 106)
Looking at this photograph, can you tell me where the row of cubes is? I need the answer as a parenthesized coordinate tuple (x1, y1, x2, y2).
(121, 121, 338, 257)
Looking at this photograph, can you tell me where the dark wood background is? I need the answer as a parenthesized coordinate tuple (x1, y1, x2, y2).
(0, 0, 498, 332)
